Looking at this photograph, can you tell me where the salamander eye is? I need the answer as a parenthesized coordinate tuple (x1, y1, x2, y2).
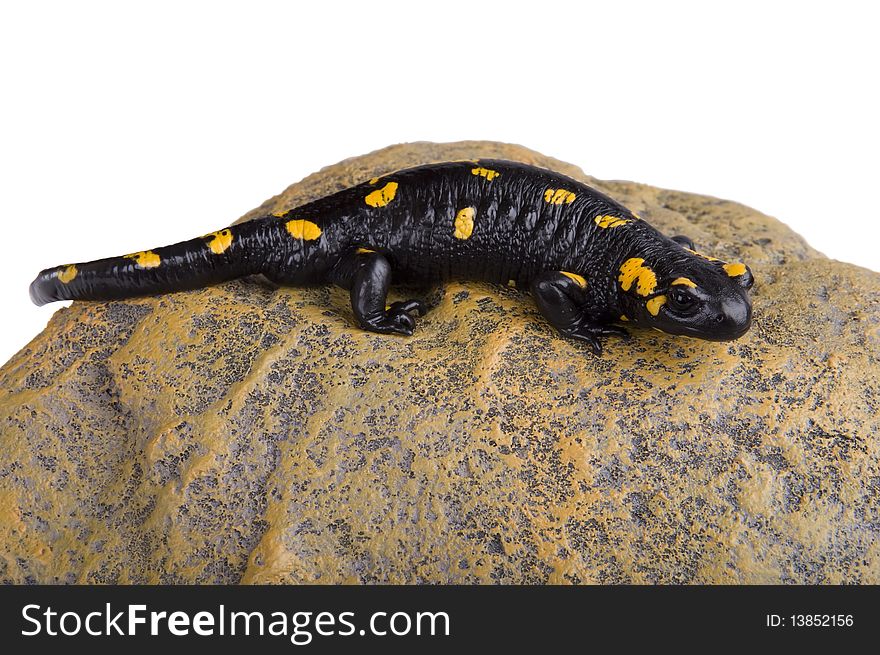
(668, 288, 698, 312)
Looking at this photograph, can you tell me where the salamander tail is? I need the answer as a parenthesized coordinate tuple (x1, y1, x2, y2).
(29, 220, 272, 306)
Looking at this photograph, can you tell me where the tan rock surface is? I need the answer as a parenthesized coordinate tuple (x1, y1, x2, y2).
(1, 142, 878, 583)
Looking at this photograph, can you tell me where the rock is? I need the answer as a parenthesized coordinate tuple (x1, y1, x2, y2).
(1, 141, 878, 584)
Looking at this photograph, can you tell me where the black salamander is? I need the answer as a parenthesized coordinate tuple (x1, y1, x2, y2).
(30, 159, 754, 354)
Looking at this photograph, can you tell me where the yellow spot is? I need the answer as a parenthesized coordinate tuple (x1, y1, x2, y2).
(561, 271, 587, 287)
(369, 177, 381, 185)
(507, 279, 517, 288)
(646, 295, 667, 316)
(203, 229, 233, 255)
(723, 262, 748, 277)
(286, 219, 322, 241)
(454, 207, 476, 240)
(685, 247, 721, 262)
(471, 167, 500, 181)
(619, 315, 629, 322)
(618, 257, 657, 296)
(594, 215, 629, 229)
(124, 251, 161, 269)
(356, 247, 375, 255)
(271, 209, 290, 218)
(632, 211, 641, 219)
(543, 188, 576, 205)
(57, 265, 78, 284)
(365, 181, 399, 207)
(671, 277, 697, 288)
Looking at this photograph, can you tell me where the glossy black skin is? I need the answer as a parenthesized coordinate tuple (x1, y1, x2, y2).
(30, 160, 754, 354)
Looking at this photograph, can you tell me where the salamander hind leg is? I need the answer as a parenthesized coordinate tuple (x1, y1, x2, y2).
(331, 249, 426, 336)
(531, 271, 628, 355)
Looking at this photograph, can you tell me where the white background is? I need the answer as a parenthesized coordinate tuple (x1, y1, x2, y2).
(1, 1, 878, 365)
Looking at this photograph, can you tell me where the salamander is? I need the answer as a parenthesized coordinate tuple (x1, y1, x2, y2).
(29, 159, 754, 354)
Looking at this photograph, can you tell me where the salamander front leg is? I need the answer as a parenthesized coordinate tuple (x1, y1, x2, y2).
(531, 271, 628, 355)
(331, 249, 426, 336)
(671, 235, 696, 250)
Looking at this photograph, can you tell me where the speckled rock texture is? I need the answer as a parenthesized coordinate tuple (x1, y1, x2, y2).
(2, 142, 879, 584)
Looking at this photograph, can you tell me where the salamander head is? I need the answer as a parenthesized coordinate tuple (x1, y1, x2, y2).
(616, 241, 754, 341)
